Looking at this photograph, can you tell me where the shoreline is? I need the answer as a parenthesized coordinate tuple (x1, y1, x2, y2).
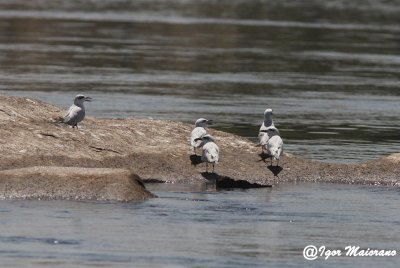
(0, 95, 399, 201)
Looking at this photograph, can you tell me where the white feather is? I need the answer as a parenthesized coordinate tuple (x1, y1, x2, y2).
(190, 127, 207, 148)
(202, 141, 219, 164)
(266, 135, 283, 160)
(258, 126, 280, 146)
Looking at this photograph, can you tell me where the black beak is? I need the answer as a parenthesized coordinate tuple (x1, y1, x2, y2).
(207, 120, 213, 125)
(194, 138, 203, 142)
(84, 97, 92, 102)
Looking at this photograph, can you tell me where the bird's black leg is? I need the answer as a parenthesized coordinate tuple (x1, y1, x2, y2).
(212, 163, 215, 173)
(206, 163, 208, 173)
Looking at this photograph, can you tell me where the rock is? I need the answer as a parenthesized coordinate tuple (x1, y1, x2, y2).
(0, 166, 155, 201)
(0, 95, 399, 188)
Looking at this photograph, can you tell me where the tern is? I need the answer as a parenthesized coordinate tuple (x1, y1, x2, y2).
(258, 108, 280, 153)
(266, 135, 283, 166)
(190, 118, 212, 155)
(63, 94, 92, 128)
(195, 134, 219, 173)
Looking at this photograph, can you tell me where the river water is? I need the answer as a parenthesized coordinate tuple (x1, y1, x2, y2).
(0, 183, 399, 268)
(0, 0, 399, 162)
(0, 1, 399, 267)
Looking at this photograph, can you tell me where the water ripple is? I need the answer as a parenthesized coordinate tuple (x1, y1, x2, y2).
(0, 236, 81, 245)
(0, 10, 399, 33)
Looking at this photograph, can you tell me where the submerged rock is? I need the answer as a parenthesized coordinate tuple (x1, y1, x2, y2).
(0, 95, 399, 190)
(0, 166, 155, 201)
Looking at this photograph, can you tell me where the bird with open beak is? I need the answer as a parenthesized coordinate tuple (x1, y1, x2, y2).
(63, 94, 92, 128)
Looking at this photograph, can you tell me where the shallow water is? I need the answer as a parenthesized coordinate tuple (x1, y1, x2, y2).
(0, 0, 400, 162)
(0, 183, 399, 267)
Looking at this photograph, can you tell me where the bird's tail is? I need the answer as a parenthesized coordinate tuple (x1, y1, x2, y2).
(210, 151, 219, 163)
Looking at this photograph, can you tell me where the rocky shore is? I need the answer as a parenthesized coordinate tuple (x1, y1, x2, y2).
(0, 95, 399, 200)
(0, 166, 154, 201)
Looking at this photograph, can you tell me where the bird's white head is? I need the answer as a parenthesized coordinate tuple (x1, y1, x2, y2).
(194, 118, 212, 128)
(264, 108, 273, 117)
(74, 94, 92, 106)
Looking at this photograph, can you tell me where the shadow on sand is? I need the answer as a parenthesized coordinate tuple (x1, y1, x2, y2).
(267, 165, 283, 176)
(189, 155, 203, 166)
(259, 152, 271, 163)
(259, 153, 283, 177)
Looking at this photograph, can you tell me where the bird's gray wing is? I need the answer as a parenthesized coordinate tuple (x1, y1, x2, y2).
(63, 105, 80, 125)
